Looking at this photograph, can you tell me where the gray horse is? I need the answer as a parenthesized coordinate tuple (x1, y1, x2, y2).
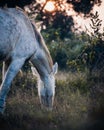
(0, 8, 58, 114)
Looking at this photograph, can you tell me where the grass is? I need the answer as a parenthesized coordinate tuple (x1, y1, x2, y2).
(0, 70, 104, 130)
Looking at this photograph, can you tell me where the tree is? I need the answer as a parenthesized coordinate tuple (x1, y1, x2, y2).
(67, 0, 102, 15)
(0, 0, 102, 39)
(0, 0, 34, 8)
(73, 12, 104, 73)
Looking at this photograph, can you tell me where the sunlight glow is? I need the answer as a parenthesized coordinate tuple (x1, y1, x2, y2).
(36, 0, 104, 33)
(44, 1, 55, 12)
(37, 0, 46, 3)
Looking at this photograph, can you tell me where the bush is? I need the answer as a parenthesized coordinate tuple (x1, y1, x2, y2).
(44, 34, 86, 70)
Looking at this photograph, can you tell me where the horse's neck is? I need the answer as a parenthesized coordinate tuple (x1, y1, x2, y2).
(32, 48, 52, 79)
(30, 21, 53, 78)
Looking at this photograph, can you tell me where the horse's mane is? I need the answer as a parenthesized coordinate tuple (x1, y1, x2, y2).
(31, 21, 53, 69)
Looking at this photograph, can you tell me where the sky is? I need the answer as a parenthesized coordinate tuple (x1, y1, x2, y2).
(36, 0, 104, 33)
(73, 0, 104, 33)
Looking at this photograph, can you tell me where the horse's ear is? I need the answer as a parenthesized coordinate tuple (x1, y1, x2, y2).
(31, 66, 39, 78)
(52, 62, 58, 75)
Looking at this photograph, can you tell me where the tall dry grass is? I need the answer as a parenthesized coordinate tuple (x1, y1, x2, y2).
(0, 70, 104, 130)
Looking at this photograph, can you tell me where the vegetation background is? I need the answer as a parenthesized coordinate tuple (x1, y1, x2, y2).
(0, 0, 104, 130)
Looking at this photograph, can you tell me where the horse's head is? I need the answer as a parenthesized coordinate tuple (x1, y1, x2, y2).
(31, 62, 58, 110)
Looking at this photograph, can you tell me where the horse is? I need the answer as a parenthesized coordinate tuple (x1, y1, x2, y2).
(0, 8, 58, 114)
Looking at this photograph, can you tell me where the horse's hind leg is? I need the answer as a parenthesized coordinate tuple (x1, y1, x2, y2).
(0, 58, 26, 114)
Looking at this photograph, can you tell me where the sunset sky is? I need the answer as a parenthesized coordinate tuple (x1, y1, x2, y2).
(39, 0, 104, 33)
(74, 0, 104, 32)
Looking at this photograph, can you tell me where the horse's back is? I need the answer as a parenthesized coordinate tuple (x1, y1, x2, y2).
(0, 8, 36, 62)
(0, 8, 21, 59)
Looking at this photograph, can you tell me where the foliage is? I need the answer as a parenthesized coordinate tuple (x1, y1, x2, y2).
(0, 0, 102, 40)
(41, 12, 74, 40)
(0, 0, 34, 7)
(67, 12, 104, 73)
(84, 12, 104, 72)
(42, 32, 87, 70)
(34, 0, 101, 39)
(67, 0, 102, 15)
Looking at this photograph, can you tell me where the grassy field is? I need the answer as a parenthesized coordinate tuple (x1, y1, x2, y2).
(0, 70, 104, 130)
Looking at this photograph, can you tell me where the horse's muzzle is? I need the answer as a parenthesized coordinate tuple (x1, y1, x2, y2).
(40, 95, 54, 110)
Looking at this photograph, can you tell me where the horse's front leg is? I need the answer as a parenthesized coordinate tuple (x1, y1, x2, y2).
(2, 61, 10, 80)
(2, 62, 5, 81)
(0, 58, 26, 114)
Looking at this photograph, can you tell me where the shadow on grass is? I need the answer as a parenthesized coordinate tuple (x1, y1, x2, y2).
(0, 109, 104, 130)
(0, 113, 71, 130)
